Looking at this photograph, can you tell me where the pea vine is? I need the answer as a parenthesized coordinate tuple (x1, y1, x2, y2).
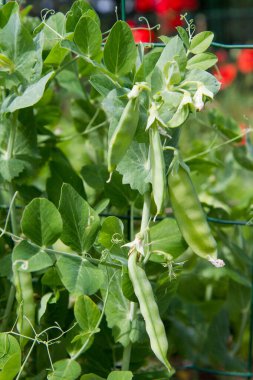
(0, 1, 251, 379)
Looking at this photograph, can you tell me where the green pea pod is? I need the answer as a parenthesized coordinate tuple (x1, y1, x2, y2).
(108, 97, 139, 172)
(128, 250, 174, 374)
(168, 160, 218, 262)
(150, 124, 166, 217)
(13, 266, 35, 348)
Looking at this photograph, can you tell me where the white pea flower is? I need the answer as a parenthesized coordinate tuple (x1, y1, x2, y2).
(193, 85, 214, 111)
(128, 82, 150, 99)
(179, 91, 194, 110)
(122, 235, 145, 256)
(208, 256, 225, 268)
(146, 102, 167, 130)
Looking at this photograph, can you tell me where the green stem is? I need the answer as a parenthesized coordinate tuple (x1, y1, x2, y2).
(1, 113, 18, 332)
(140, 192, 151, 235)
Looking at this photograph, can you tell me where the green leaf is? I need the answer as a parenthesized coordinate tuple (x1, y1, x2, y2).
(98, 216, 126, 260)
(0, 9, 42, 84)
(57, 256, 104, 296)
(189, 31, 214, 54)
(0, 158, 26, 181)
(0, 2, 19, 28)
(38, 292, 53, 322)
(42, 12, 66, 51)
(81, 375, 105, 380)
(44, 41, 69, 66)
(12, 241, 54, 272)
(81, 164, 108, 191)
(117, 141, 151, 195)
(56, 67, 84, 99)
(47, 359, 81, 380)
(74, 16, 102, 59)
(0, 333, 21, 380)
(104, 21, 137, 76)
(186, 52, 218, 71)
(74, 295, 101, 331)
(3, 72, 53, 113)
(184, 69, 220, 95)
(134, 49, 161, 82)
(90, 74, 119, 97)
(0, 255, 12, 278)
(107, 371, 133, 380)
(66, 0, 98, 32)
(149, 218, 187, 262)
(155, 36, 186, 75)
(59, 184, 100, 253)
(176, 26, 190, 48)
(104, 172, 138, 210)
(47, 152, 86, 206)
(21, 198, 63, 246)
(100, 268, 132, 347)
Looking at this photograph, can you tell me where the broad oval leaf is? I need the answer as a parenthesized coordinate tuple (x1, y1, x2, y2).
(21, 198, 63, 247)
(189, 31, 214, 54)
(107, 371, 133, 380)
(47, 359, 81, 380)
(104, 21, 137, 75)
(100, 268, 132, 347)
(12, 241, 54, 272)
(59, 183, 100, 253)
(66, 0, 99, 32)
(187, 52, 218, 71)
(149, 218, 187, 262)
(3, 72, 53, 113)
(80, 375, 105, 380)
(0, 333, 21, 380)
(74, 295, 101, 331)
(57, 256, 104, 296)
(74, 15, 102, 59)
(116, 141, 151, 195)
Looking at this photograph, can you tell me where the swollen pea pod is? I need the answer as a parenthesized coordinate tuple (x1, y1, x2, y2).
(13, 263, 35, 348)
(168, 159, 224, 267)
(128, 250, 174, 374)
(149, 124, 166, 217)
(108, 96, 139, 173)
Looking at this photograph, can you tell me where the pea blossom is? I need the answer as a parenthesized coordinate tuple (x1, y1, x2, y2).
(193, 84, 214, 111)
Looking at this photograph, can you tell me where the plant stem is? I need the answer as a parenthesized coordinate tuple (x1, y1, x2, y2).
(2, 113, 18, 332)
(140, 192, 151, 234)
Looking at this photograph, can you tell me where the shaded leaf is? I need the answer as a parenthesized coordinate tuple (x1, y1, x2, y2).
(59, 184, 100, 253)
(12, 241, 54, 272)
(21, 198, 62, 246)
(57, 256, 104, 296)
(117, 142, 151, 195)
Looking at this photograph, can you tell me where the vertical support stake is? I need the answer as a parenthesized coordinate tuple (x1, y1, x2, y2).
(121, 0, 126, 21)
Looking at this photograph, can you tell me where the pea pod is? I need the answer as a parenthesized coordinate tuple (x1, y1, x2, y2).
(128, 250, 174, 374)
(168, 159, 219, 263)
(150, 124, 166, 216)
(108, 96, 139, 172)
(13, 265, 35, 348)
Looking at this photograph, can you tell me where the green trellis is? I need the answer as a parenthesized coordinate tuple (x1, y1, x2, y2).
(118, 0, 253, 378)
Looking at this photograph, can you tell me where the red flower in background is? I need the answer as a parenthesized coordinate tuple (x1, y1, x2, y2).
(132, 27, 156, 43)
(237, 49, 253, 73)
(215, 49, 228, 64)
(128, 20, 156, 43)
(237, 123, 248, 146)
(214, 63, 237, 90)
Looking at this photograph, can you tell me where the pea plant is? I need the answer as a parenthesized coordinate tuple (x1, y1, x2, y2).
(0, 1, 251, 379)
